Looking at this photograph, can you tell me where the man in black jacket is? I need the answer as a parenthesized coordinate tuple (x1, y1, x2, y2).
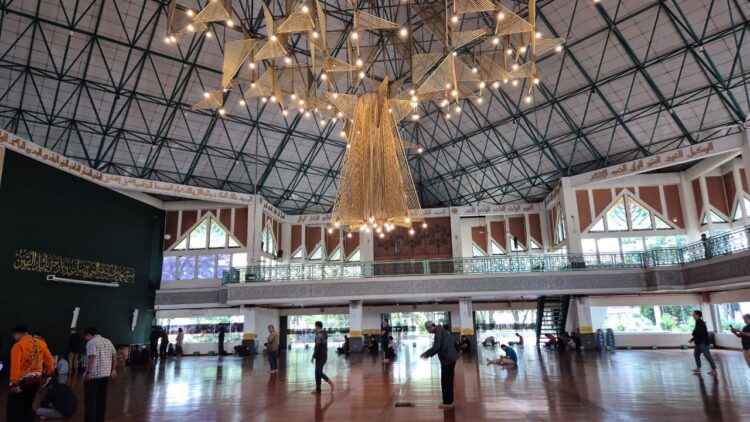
(35, 378, 78, 419)
(689, 310, 717, 376)
(311, 321, 334, 394)
(420, 321, 459, 409)
(67, 329, 85, 373)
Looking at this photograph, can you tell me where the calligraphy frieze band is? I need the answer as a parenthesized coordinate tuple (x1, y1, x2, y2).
(13, 249, 135, 283)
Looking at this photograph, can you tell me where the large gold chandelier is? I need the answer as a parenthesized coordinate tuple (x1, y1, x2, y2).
(165, 0, 565, 234)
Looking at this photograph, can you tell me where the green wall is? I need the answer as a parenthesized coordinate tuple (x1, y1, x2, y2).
(0, 150, 163, 363)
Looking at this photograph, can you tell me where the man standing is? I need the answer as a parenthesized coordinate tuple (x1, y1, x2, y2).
(420, 321, 458, 410)
(67, 328, 84, 373)
(218, 324, 226, 356)
(148, 326, 160, 363)
(689, 310, 717, 376)
(381, 318, 391, 362)
(7, 325, 55, 422)
(175, 328, 185, 358)
(82, 327, 117, 422)
(311, 321, 334, 394)
(730, 313, 750, 368)
(266, 324, 280, 373)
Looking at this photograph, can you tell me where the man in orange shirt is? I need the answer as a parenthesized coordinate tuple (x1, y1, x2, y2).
(6, 324, 55, 422)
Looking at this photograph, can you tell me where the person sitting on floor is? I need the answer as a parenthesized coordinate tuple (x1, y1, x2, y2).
(384, 336, 396, 362)
(35, 377, 78, 420)
(337, 336, 350, 355)
(482, 336, 498, 347)
(367, 335, 379, 353)
(486, 344, 518, 368)
(458, 336, 472, 353)
(561, 334, 577, 351)
(508, 333, 524, 346)
(544, 334, 558, 348)
(570, 332, 581, 348)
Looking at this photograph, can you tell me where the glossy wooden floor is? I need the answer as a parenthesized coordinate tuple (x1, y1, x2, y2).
(3, 345, 750, 421)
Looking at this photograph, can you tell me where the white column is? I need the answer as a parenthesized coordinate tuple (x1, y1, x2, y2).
(457, 298, 474, 337)
(247, 197, 264, 264)
(561, 178, 582, 254)
(679, 174, 700, 241)
(574, 297, 593, 334)
(349, 300, 363, 338)
(279, 223, 291, 264)
(450, 210, 463, 258)
(359, 230, 374, 261)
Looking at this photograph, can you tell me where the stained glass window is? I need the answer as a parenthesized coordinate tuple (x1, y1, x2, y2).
(161, 256, 176, 280)
(606, 197, 628, 231)
(589, 219, 605, 232)
(291, 248, 304, 259)
(491, 241, 504, 255)
(628, 198, 652, 230)
(197, 255, 216, 279)
(347, 249, 361, 262)
(178, 256, 195, 280)
(329, 248, 342, 260)
(217, 254, 231, 278)
(209, 219, 227, 248)
(189, 220, 208, 249)
(266, 227, 275, 255)
(261, 227, 268, 252)
(174, 238, 187, 250)
(654, 216, 672, 229)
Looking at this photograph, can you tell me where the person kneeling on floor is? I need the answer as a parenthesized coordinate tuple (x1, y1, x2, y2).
(486, 344, 518, 369)
(36, 377, 78, 420)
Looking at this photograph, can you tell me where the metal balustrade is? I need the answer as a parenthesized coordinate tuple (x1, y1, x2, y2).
(223, 225, 750, 284)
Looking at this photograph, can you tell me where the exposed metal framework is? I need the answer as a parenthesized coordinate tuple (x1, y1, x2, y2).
(0, 0, 748, 214)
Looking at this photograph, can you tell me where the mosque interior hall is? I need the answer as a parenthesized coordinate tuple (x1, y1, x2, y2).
(1, 0, 750, 421)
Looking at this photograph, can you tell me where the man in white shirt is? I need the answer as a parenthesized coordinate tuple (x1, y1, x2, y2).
(82, 327, 117, 422)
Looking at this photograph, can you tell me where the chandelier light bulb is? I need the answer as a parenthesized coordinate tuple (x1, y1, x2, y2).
(441, 99, 449, 107)
(493, 81, 500, 88)
(525, 95, 532, 103)
(337, 111, 343, 117)
(333, 93, 339, 99)
(411, 101, 418, 108)
(422, 222, 428, 229)
(320, 119, 326, 126)
(359, 71, 366, 79)
(327, 227, 333, 234)
(270, 95, 277, 102)
(356, 58, 364, 67)
(452, 51, 457, 56)
(340, 130, 346, 137)
(556, 45, 563, 52)
(479, 81, 486, 89)
(503, 78, 508, 84)
(451, 15, 458, 23)
(445, 83, 452, 89)
(298, 99, 305, 106)
(445, 113, 451, 119)
(251, 82, 256, 88)
(507, 49, 513, 56)
(455, 106, 461, 113)
(226, 19, 234, 27)
(409, 89, 416, 95)
(520, 45, 527, 54)
(351, 31, 358, 40)
(379, 232, 385, 238)
(512, 63, 519, 70)
(218, 108, 226, 115)
(249, 62, 255, 69)
(282, 110, 289, 116)
(331, 118, 337, 123)
(411, 95, 418, 102)
(512, 80, 518, 86)
(477, 97, 483, 104)
(312, 31, 319, 39)
(261, 97, 267, 103)
(270, 35, 278, 42)
(376, 227, 382, 234)
(472, 67, 478, 73)
(298, 108, 304, 113)
(399, 27, 408, 38)
(304, 111, 311, 118)
(497, 12, 505, 20)
(203, 92, 210, 98)
(411, 114, 420, 121)
(409, 228, 415, 235)
(364, 227, 371, 233)
(285, 56, 292, 64)
(417, 147, 423, 153)
(451, 89, 458, 97)
(186, 24, 194, 32)
(533, 78, 540, 85)
(239, 99, 246, 106)
(170, 35, 177, 42)
(164, 37, 170, 43)
(186, 9, 194, 17)
(347, 232, 352, 238)
(492, 37, 500, 45)
(334, 221, 340, 228)
(291, 93, 297, 99)
(302, 5, 309, 13)
(536, 32, 542, 39)
(205, 32, 212, 38)
(321, 73, 328, 80)
(369, 216, 375, 223)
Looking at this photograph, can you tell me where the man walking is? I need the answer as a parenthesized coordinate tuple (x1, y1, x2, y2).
(689, 310, 717, 376)
(7, 325, 55, 422)
(381, 318, 391, 362)
(82, 327, 117, 422)
(311, 321, 334, 394)
(218, 324, 226, 356)
(420, 321, 458, 410)
(67, 328, 85, 374)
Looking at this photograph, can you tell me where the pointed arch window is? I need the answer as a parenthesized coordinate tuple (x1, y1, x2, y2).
(702, 210, 727, 225)
(173, 216, 241, 251)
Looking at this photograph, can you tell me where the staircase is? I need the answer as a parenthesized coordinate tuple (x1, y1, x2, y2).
(536, 295, 571, 344)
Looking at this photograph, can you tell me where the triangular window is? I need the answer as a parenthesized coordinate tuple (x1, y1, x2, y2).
(530, 239, 542, 250)
(490, 240, 504, 255)
(709, 210, 726, 223)
(734, 204, 743, 221)
(589, 219, 605, 232)
(472, 244, 487, 257)
(329, 247, 342, 261)
(291, 248, 304, 259)
(701, 213, 708, 225)
(511, 239, 526, 252)
(744, 197, 750, 215)
(209, 219, 227, 248)
(228, 237, 240, 248)
(606, 197, 628, 231)
(347, 249, 361, 262)
(174, 238, 188, 250)
(309, 245, 324, 260)
(654, 216, 672, 230)
(628, 198, 652, 230)
(189, 220, 208, 249)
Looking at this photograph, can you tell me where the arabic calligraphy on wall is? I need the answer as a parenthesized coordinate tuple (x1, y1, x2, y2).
(590, 142, 716, 182)
(12, 249, 135, 283)
(0, 130, 259, 206)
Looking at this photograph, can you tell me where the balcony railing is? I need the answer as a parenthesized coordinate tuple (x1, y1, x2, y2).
(223, 225, 750, 284)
